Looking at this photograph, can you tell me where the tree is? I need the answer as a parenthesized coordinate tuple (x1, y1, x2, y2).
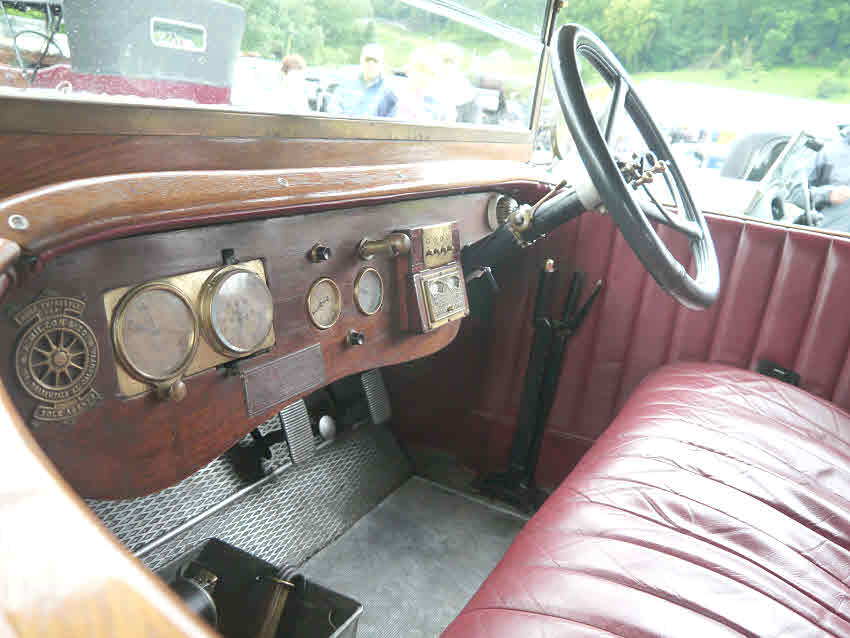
(601, 0, 659, 69)
(231, 0, 372, 63)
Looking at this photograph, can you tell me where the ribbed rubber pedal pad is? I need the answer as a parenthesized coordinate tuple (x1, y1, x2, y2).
(361, 369, 392, 425)
(280, 399, 315, 465)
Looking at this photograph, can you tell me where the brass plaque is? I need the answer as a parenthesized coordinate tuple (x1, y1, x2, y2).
(104, 259, 275, 397)
(422, 223, 456, 269)
(14, 296, 102, 423)
(242, 343, 325, 417)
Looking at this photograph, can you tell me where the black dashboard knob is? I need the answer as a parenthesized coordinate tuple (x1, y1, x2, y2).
(346, 330, 366, 346)
(309, 243, 332, 262)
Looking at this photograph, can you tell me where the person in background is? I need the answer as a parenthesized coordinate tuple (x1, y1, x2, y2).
(333, 44, 397, 118)
(279, 54, 309, 113)
(396, 47, 454, 123)
(436, 43, 480, 124)
(792, 125, 850, 231)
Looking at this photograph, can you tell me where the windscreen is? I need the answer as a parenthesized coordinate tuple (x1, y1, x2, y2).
(0, 0, 544, 130)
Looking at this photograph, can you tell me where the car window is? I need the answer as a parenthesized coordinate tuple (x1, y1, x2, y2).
(0, 0, 542, 131)
(745, 139, 788, 182)
(549, 1, 850, 235)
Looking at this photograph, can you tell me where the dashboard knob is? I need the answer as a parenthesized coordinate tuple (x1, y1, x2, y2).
(157, 379, 187, 403)
(309, 243, 333, 262)
(346, 330, 366, 346)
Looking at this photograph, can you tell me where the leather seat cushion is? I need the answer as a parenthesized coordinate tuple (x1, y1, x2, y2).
(442, 363, 850, 637)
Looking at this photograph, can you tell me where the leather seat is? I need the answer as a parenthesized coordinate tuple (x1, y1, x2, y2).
(442, 363, 850, 637)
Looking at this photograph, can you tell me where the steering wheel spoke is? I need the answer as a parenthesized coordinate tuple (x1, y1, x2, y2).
(604, 76, 627, 145)
(636, 193, 703, 241)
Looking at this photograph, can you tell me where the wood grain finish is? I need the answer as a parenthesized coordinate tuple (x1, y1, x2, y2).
(0, 95, 533, 141)
(0, 193, 494, 498)
(0, 161, 550, 263)
(0, 381, 217, 638)
(0, 133, 532, 201)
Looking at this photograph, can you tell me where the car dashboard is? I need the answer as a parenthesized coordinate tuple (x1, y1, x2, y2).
(0, 188, 525, 498)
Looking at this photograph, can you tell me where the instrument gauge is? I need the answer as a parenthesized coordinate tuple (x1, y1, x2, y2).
(200, 267, 275, 356)
(354, 267, 384, 315)
(113, 282, 199, 382)
(307, 278, 342, 329)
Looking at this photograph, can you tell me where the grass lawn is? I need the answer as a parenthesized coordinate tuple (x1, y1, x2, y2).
(634, 66, 850, 103)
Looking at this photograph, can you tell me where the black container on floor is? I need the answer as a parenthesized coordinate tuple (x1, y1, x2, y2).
(157, 538, 362, 638)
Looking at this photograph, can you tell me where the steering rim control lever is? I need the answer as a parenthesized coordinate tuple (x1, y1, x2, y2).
(462, 185, 588, 274)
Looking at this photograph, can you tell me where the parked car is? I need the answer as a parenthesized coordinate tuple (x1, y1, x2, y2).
(680, 130, 829, 227)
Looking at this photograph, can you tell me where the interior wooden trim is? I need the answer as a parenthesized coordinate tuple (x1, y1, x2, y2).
(0, 94, 533, 143)
(0, 160, 552, 261)
(0, 381, 217, 638)
(0, 134, 534, 200)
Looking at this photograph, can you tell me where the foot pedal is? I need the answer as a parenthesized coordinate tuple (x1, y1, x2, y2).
(280, 400, 315, 464)
(361, 369, 391, 425)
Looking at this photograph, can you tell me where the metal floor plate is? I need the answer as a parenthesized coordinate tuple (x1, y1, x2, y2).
(88, 419, 411, 571)
(302, 477, 526, 638)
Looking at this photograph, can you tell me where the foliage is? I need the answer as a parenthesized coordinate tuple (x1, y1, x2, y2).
(838, 60, 850, 78)
(601, 0, 659, 69)
(565, 0, 850, 75)
(231, 0, 373, 63)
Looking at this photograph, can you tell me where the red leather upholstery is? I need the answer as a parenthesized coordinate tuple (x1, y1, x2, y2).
(387, 213, 850, 490)
(442, 363, 850, 637)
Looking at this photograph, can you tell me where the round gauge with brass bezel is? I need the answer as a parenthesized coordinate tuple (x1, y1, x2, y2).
(354, 267, 384, 316)
(199, 266, 275, 356)
(112, 282, 199, 383)
(307, 277, 342, 329)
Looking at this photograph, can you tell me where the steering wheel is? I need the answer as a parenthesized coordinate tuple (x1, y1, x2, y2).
(551, 24, 720, 309)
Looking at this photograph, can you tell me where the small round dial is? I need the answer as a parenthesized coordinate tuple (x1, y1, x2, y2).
(354, 267, 384, 315)
(113, 283, 199, 382)
(201, 267, 274, 355)
(307, 278, 342, 329)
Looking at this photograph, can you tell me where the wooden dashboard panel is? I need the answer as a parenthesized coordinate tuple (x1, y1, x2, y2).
(0, 161, 549, 262)
(0, 193, 493, 499)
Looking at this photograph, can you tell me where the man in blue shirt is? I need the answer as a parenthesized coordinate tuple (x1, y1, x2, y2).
(333, 44, 398, 118)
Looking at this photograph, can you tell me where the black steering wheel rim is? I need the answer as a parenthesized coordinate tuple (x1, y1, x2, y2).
(551, 24, 720, 309)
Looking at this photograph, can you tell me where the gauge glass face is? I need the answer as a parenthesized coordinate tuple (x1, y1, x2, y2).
(355, 268, 383, 315)
(307, 278, 341, 329)
(210, 271, 274, 353)
(118, 287, 196, 380)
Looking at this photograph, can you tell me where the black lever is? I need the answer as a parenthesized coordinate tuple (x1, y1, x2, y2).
(482, 267, 500, 295)
(477, 259, 558, 510)
(554, 277, 603, 338)
(477, 265, 603, 512)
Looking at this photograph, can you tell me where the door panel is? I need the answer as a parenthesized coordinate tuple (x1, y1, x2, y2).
(387, 211, 850, 489)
